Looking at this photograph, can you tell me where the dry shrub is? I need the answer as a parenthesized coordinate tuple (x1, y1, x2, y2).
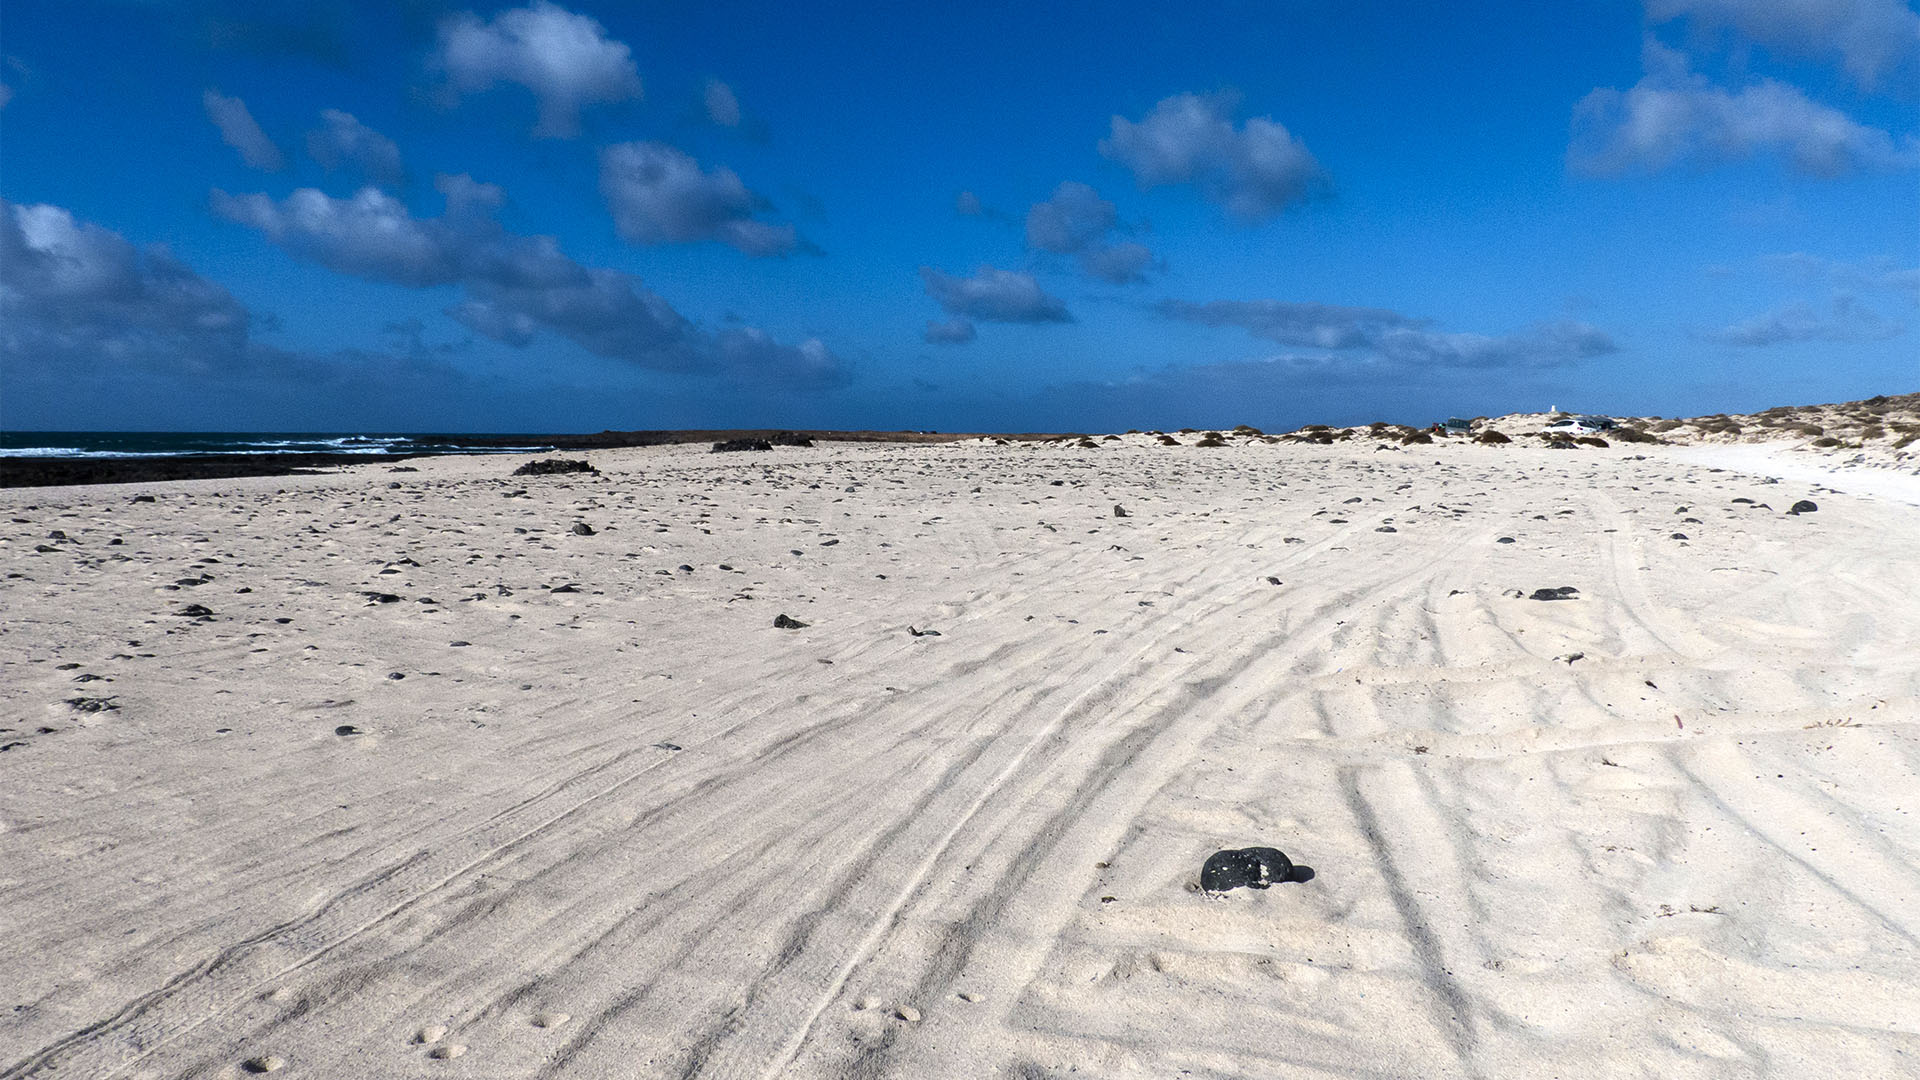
(1475, 430, 1511, 444)
(1651, 419, 1684, 432)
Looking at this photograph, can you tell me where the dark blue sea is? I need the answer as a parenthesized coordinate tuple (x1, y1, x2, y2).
(0, 432, 555, 459)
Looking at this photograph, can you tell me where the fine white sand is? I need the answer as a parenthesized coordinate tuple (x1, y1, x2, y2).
(4, 437, 1919, 1079)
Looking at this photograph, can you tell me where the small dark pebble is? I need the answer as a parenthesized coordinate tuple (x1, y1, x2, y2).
(177, 604, 215, 617)
(1529, 586, 1579, 601)
(1113, 505, 1128, 517)
(449, 641, 471, 647)
(571, 522, 595, 536)
(1496, 537, 1515, 544)
(335, 725, 362, 736)
(131, 495, 156, 503)
(1670, 533, 1688, 540)
(363, 592, 402, 604)
(1788, 500, 1817, 515)
(653, 742, 682, 751)
(387, 672, 405, 680)
(773, 613, 809, 629)
(908, 626, 942, 637)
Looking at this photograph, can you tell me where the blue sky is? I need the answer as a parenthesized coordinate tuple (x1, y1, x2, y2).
(2, 0, 1915, 433)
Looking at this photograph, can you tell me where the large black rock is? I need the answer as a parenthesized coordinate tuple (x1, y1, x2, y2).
(512, 458, 597, 476)
(1201, 847, 1294, 892)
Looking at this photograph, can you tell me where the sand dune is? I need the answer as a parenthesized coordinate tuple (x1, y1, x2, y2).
(4, 438, 1918, 1078)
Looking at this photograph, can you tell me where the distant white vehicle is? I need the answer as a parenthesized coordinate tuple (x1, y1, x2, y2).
(1544, 414, 1616, 435)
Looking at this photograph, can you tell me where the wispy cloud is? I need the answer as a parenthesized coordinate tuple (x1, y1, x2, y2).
(1705, 295, 1905, 345)
(203, 88, 284, 171)
(704, 78, 741, 127)
(923, 317, 976, 344)
(1646, 0, 1920, 92)
(1161, 297, 1618, 369)
(307, 109, 405, 187)
(920, 266, 1072, 324)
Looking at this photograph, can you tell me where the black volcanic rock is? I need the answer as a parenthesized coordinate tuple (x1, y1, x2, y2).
(512, 458, 597, 476)
(1200, 847, 1295, 892)
(713, 439, 774, 453)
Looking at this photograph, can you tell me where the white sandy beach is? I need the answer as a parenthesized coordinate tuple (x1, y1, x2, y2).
(3, 435, 1919, 1079)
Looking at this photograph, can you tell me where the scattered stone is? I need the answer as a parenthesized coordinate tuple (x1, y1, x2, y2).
(176, 604, 215, 617)
(774, 613, 808, 629)
(512, 458, 596, 476)
(1788, 500, 1818, 515)
(1200, 847, 1295, 893)
(448, 641, 471, 647)
(414, 1025, 448, 1045)
(1375, 526, 1397, 533)
(1265, 576, 1281, 585)
(958, 991, 983, 1003)
(241, 1055, 286, 1073)
(1112, 504, 1128, 517)
(652, 742, 682, 751)
(907, 626, 942, 637)
(387, 672, 405, 680)
(1496, 537, 1515, 544)
(131, 494, 156, 503)
(570, 522, 595, 536)
(428, 1044, 466, 1060)
(895, 1005, 921, 1022)
(1670, 532, 1689, 540)
(363, 592, 402, 604)
(335, 725, 362, 736)
(1529, 586, 1579, 601)
(66, 697, 118, 713)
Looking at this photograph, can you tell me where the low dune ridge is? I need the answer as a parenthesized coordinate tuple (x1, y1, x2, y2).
(2, 412, 1918, 1078)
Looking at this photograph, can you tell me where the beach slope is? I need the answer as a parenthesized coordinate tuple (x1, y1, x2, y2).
(3, 439, 1917, 1078)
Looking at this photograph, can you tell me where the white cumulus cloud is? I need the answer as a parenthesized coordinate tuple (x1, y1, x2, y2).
(1570, 41, 1918, 176)
(1100, 91, 1325, 221)
(599, 141, 799, 256)
(435, 1, 643, 137)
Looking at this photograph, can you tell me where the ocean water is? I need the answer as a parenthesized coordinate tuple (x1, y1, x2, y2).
(0, 432, 554, 459)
